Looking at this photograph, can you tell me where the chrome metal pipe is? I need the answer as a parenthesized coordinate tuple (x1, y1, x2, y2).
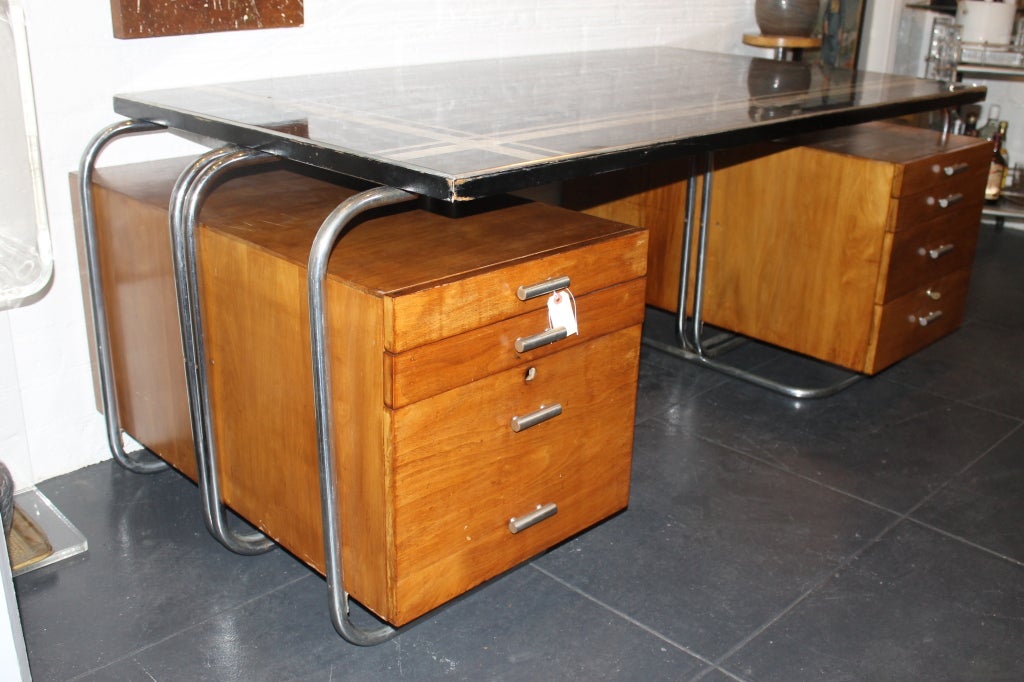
(308, 185, 416, 646)
(169, 146, 277, 555)
(78, 120, 169, 474)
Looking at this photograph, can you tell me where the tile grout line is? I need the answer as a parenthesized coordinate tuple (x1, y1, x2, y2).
(65, 572, 315, 682)
(703, 420, 1024, 679)
(528, 563, 719, 670)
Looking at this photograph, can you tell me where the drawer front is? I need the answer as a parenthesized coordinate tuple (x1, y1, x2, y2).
(897, 140, 992, 199)
(387, 230, 648, 352)
(881, 210, 981, 303)
(383, 325, 640, 625)
(386, 277, 646, 407)
(892, 168, 987, 231)
(868, 269, 970, 374)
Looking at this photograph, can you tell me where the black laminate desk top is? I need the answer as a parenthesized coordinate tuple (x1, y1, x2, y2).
(113, 46, 985, 202)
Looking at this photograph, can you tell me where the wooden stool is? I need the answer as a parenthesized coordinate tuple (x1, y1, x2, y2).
(743, 33, 821, 61)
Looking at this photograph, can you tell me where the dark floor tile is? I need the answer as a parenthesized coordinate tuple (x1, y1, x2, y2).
(535, 420, 894, 661)
(76, 565, 705, 682)
(881, 319, 1024, 420)
(912, 424, 1024, 564)
(722, 522, 1024, 682)
(666, 375, 1018, 512)
(15, 461, 308, 681)
(967, 225, 1024, 332)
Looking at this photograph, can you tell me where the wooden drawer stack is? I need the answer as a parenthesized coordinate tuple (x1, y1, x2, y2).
(566, 121, 990, 374)
(84, 159, 647, 626)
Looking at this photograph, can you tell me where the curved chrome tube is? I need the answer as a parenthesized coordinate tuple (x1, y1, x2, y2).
(169, 146, 277, 555)
(308, 186, 416, 645)
(78, 120, 169, 474)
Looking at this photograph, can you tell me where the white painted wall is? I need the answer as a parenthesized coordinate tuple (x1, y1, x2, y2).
(0, 0, 767, 489)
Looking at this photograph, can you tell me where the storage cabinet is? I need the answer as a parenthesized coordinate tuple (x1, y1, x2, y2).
(566, 121, 990, 374)
(84, 159, 647, 626)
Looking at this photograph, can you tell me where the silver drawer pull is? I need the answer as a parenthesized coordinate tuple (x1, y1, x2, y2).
(517, 276, 571, 301)
(926, 288, 942, 301)
(918, 243, 954, 259)
(910, 310, 944, 327)
(515, 326, 568, 353)
(926, 193, 964, 209)
(940, 162, 970, 176)
(510, 404, 562, 433)
(509, 503, 558, 534)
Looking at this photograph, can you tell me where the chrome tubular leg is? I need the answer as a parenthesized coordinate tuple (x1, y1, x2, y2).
(674, 155, 699, 350)
(308, 186, 416, 646)
(169, 146, 277, 555)
(690, 151, 715, 356)
(79, 120, 169, 474)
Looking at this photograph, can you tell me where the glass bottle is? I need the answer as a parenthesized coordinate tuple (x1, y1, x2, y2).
(985, 121, 1009, 202)
(978, 104, 1002, 140)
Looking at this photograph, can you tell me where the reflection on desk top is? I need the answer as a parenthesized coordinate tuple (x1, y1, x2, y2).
(113, 46, 985, 202)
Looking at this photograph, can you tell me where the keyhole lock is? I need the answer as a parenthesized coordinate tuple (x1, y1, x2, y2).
(524, 367, 537, 383)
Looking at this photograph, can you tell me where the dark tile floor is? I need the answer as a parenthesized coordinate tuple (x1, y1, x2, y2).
(14, 225, 1024, 681)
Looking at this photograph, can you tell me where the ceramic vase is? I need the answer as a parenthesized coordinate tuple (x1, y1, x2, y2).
(755, 0, 821, 37)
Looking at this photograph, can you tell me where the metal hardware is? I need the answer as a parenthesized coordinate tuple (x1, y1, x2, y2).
(524, 367, 537, 382)
(919, 243, 955, 259)
(514, 326, 568, 353)
(509, 503, 558, 534)
(913, 310, 944, 326)
(926, 289, 942, 301)
(517, 276, 570, 301)
(510, 404, 563, 432)
(927, 193, 963, 209)
(78, 120, 170, 474)
(309, 186, 417, 645)
(941, 162, 970, 176)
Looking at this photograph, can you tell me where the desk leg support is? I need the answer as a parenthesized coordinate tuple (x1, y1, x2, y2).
(169, 147, 278, 556)
(644, 151, 863, 400)
(79, 120, 170, 474)
(308, 186, 416, 646)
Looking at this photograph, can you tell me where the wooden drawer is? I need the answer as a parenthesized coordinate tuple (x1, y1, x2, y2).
(387, 277, 646, 407)
(389, 326, 639, 624)
(892, 170, 987, 231)
(896, 139, 992, 198)
(880, 208, 982, 303)
(868, 269, 971, 373)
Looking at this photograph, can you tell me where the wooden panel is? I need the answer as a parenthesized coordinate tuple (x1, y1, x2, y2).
(388, 326, 639, 624)
(701, 141, 892, 371)
(110, 0, 302, 39)
(387, 277, 646, 408)
(78, 171, 196, 479)
(866, 269, 971, 373)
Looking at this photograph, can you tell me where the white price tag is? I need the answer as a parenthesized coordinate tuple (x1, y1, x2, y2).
(547, 289, 578, 336)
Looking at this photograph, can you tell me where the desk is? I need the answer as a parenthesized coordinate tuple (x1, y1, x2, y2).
(78, 46, 986, 644)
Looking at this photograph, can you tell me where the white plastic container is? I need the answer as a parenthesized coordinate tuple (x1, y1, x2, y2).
(957, 0, 1018, 45)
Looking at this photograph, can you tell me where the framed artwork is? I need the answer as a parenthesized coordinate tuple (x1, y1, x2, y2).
(812, 0, 868, 70)
(109, 0, 303, 39)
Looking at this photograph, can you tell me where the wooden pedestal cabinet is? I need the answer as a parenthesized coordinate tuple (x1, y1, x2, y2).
(566, 121, 990, 374)
(81, 159, 647, 626)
